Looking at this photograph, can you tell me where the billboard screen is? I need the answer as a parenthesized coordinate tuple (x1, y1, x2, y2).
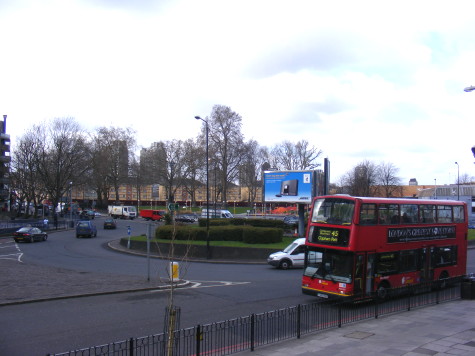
(263, 170, 315, 203)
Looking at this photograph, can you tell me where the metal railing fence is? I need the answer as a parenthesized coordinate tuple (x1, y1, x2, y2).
(48, 278, 462, 356)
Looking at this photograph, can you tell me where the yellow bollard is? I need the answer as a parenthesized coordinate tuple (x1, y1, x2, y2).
(169, 262, 179, 282)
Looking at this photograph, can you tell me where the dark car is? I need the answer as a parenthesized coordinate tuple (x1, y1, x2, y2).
(13, 227, 48, 243)
(76, 220, 97, 238)
(283, 215, 299, 226)
(103, 218, 117, 229)
(175, 214, 198, 223)
(79, 210, 95, 220)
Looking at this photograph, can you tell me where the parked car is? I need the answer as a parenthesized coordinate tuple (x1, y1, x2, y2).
(13, 227, 48, 243)
(103, 218, 117, 229)
(175, 214, 198, 223)
(76, 220, 97, 238)
(283, 215, 299, 226)
(267, 238, 314, 269)
(79, 210, 95, 220)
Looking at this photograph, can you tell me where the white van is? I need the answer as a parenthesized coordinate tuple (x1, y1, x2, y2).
(201, 209, 234, 218)
(267, 238, 313, 269)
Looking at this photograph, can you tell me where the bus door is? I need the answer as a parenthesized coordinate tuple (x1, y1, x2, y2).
(354, 253, 375, 297)
(420, 247, 434, 282)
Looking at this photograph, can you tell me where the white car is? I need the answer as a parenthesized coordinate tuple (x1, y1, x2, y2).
(267, 238, 307, 269)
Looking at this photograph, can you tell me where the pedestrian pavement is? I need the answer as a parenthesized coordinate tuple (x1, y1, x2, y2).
(2, 236, 475, 356)
(237, 300, 475, 356)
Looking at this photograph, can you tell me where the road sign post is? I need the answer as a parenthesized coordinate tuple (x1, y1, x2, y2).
(127, 225, 131, 249)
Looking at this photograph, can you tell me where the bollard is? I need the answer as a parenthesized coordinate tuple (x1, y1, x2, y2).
(169, 262, 179, 282)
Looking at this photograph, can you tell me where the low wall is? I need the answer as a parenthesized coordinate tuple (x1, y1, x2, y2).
(119, 238, 280, 261)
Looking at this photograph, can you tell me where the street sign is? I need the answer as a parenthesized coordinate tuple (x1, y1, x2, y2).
(168, 203, 179, 211)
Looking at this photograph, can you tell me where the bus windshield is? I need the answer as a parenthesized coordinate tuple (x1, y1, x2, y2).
(311, 197, 355, 225)
(304, 249, 353, 284)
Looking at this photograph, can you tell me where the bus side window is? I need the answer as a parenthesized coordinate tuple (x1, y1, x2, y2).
(437, 205, 452, 223)
(360, 204, 377, 225)
(420, 204, 436, 223)
(376, 252, 399, 275)
(380, 204, 399, 225)
(401, 204, 418, 224)
(434, 246, 457, 267)
(453, 206, 465, 223)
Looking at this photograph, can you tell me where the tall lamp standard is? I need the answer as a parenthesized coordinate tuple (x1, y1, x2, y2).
(195, 116, 210, 259)
(455, 162, 459, 200)
(69, 181, 73, 224)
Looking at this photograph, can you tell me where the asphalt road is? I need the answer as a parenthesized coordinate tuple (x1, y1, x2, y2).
(0, 216, 315, 355)
(1, 217, 474, 356)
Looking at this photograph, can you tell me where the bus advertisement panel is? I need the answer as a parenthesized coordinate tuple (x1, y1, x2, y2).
(301, 195, 468, 300)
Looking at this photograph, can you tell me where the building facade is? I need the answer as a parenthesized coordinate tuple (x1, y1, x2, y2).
(0, 115, 10, 212)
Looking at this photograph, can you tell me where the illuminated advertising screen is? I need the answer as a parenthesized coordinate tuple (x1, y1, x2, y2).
(263, 170, 315, 203)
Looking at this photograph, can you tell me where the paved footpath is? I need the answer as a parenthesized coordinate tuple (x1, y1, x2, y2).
(238, 300, 475, 356)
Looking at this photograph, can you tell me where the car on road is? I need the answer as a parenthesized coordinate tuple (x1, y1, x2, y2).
(76, 220, 97, 238)
(267, 238, 309, 269)
(175, 214, 198, 223)
(103, 218, 117, 229)
(79, 210, 96, 220)
(13, 227, 48, 243)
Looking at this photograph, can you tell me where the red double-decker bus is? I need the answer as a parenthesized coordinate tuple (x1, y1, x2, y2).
(302, 195, 468, 299)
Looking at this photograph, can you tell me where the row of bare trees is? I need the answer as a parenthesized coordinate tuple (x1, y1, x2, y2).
(334, 160, 404, 197)
(336, 160, 475, 197)
(10, 105, 323, 217)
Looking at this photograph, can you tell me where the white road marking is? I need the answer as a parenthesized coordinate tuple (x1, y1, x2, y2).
(0, 240, 24, 262)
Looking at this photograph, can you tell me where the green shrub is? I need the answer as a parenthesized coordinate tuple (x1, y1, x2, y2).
(155, 224, 283, 244)
(164, 213, 173, 225)
(198, 217, 285, 228)
(242, 227, 283, 244)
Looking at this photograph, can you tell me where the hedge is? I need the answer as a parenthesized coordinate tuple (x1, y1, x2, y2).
(155, 225, 282, 244)
(197, 217, 285, 229)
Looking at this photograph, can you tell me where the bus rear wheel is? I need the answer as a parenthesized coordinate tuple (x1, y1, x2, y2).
(438, 271, 450, 289)
(376, 282, 390, 300)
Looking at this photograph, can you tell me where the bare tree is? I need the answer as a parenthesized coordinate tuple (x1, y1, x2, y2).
(340, 160, 378, 196)
(10, 130, 46, 218)
(374, 162, 403, 197)
(270, 140, 322, 170)
(206, 105, 245, 207)
(34, 118, 90, 217)
(180, 138, 203, 207)
(239, 140, 267, 206)
(457, 173, 475, 185)
(146, 140, 189, 205)
(91, 126, 136, 205)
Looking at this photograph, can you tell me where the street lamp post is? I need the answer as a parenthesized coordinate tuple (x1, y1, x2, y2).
(455, 162, 459, 200)
(195, 116, 210, 259)
(69, 181, 73, 224)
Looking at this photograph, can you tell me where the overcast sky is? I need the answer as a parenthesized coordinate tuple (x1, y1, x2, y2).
(1, 0, 475, 187)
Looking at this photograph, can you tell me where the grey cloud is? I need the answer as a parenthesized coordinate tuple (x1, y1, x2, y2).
(246, 34, 358, 78)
